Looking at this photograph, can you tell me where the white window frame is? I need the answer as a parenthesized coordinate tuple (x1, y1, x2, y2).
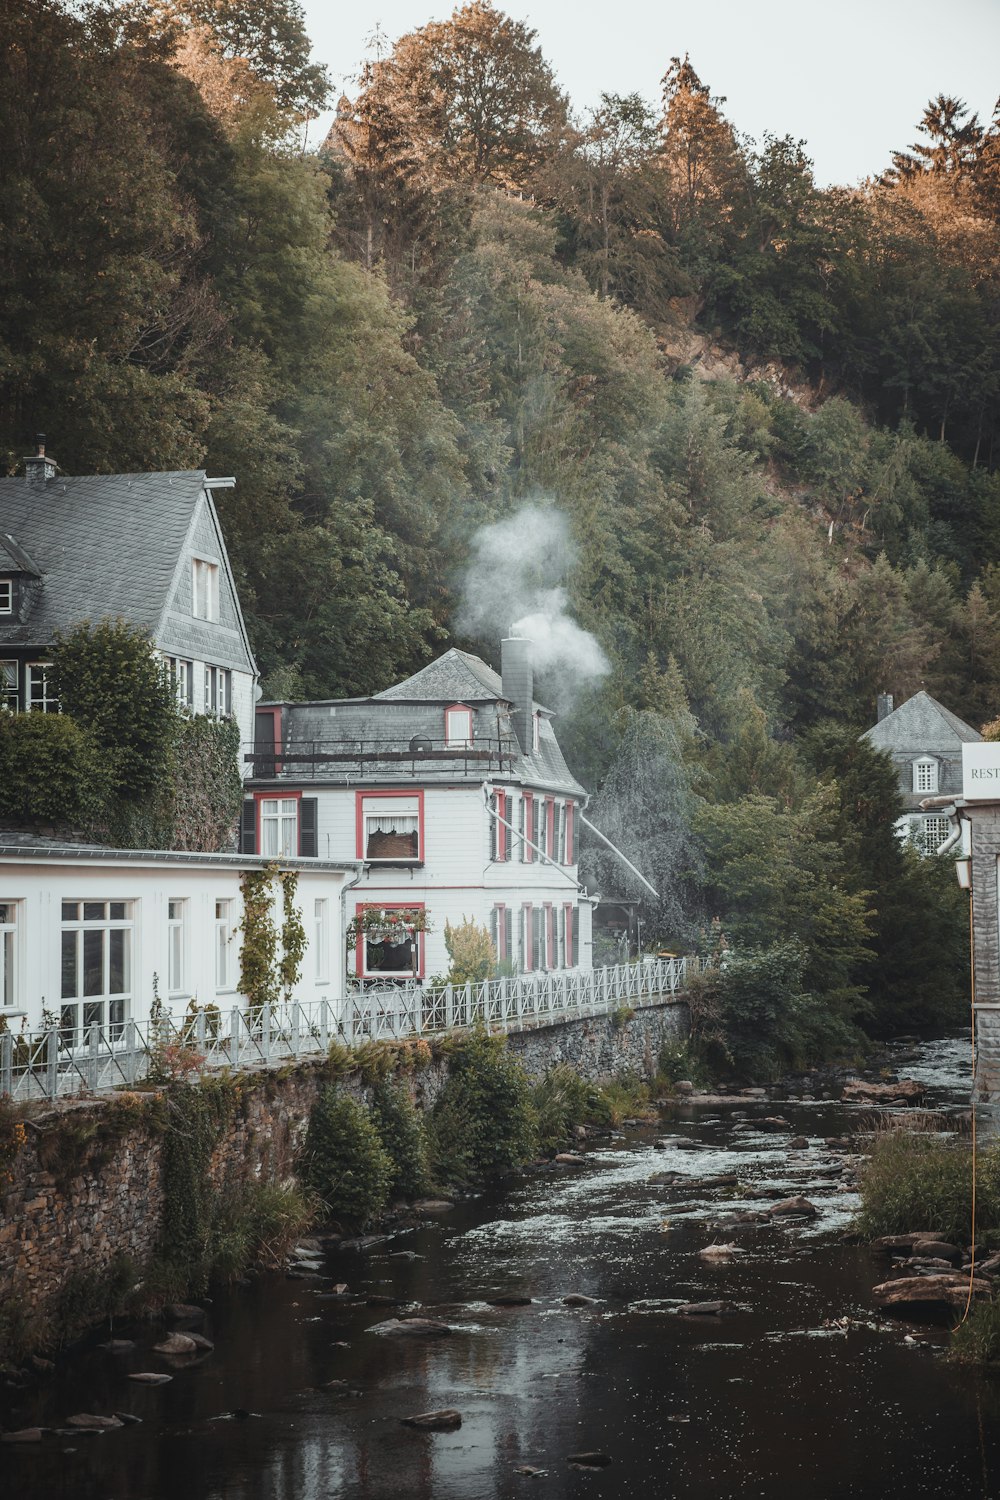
(168, 898, 187, 996)
(445, 705, 473, 748)
(192, 557, 220, 622)
(0, 660, 17, 710)
(0, 581, 11, 615)
(260, 796, 299, 858)
(917, 815, 952, 854)
(314, 898, 329, 982)
(0, 901, 19, 1009)
(215, 898, 234, 991)
(164, 656, 194, 711)
(358, 907, 423, 979)
(913, 757, 938, 794)
(204, 665, 232, 718)
(60, 900, 133, 1043)
(27, 662, 56, 712)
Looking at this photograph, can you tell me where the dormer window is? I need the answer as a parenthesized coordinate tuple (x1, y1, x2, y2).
(445, 704, 473, 748)
(192, 558, 219, 621)
(0, 580, 11, 614)
(913, 756, 938, 794)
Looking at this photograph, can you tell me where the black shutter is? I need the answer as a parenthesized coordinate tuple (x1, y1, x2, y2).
(300, 798, 318, 857)
(240, 800, 256, 854)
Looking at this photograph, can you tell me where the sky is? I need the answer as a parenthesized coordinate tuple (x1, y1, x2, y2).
(300, 0, 1000, 187)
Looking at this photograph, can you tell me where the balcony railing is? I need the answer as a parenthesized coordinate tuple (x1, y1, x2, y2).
(0, 957, 702, 1102)
(245, 734, 518, 779)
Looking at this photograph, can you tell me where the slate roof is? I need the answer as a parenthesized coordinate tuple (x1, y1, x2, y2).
(257, 649, 586, 798)
(863, 690, 981, 753)
(0, 471, 206, 647)
(0, 830, 356, 871)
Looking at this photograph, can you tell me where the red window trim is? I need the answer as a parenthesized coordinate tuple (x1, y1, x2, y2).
(565, 802, 575, 865)
(355, 901, 426, 979)
(493, 902, 508, 962)
(254, 789, 302, 855)
(493, 789, 508, 861)
(444, 702, 474, 748)
(355, 788, 425, 862)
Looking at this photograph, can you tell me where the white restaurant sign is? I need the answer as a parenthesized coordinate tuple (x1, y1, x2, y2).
(963, 744, 1000, 799)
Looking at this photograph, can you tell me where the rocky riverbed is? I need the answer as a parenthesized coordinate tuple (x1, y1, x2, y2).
(3, 1034, 999, 1499)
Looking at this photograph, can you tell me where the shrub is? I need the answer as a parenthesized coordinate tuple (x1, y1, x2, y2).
(444, 917, 497, 984)
(855, 1130, 1000, 1244)
(429, 1028, 536, 1183)
(370, 1078, 431, 1198)
(533, 1064, 597, 1152)
(301, 1088, 394, 1227)
(952, 1299, 1000, 1366)
(208, 1182, 314, 1280)
(0, 712, 110, 827)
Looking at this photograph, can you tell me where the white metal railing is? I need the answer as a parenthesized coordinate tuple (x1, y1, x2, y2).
(0, 956, 702, 1102)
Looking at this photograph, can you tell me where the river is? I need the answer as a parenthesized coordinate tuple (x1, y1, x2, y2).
(4, 1034, 999, 1500)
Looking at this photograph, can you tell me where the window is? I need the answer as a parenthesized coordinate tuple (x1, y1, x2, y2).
(215, 899, 233, 991)
(543, 798, 555, 862)
(27, 663, 56, 712)
(0, 902, 17, 1008)
(491, 790, 511, 862)
(260, 797, 299, 857)
(521, 794, 534, 863)
(491, 904, 509, 965)
(913, 757, 938, 794)
(0, 661, 16, 710)
(168, 899, 187, 994)
(357, 905, 424, 978)
(60, 901, 132, 1043)
(565, 905, 579, 967)
(0, 581, 11, 615)
(314, 899, 329, 982)
(522, 904, 533, 970)
(165, 657, 194, 711)
(204, 665, 232, 718)
(445, 704, 473, 748)
(192, 558, 219, 621)
(916, 815, 951, 855)
(531, 906, 546, 970)
(357, 793, 422, 862)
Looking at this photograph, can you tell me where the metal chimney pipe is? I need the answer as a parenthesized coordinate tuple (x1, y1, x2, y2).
(501, 636, 534, 756)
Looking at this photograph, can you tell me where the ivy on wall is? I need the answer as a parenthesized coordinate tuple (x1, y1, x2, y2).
(238, 865, 306, 1009)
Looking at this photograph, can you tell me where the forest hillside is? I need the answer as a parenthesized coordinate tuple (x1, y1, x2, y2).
(3, 0, 997, 1063)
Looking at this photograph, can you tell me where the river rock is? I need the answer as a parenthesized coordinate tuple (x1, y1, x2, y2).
(789, 1137, 809, 1150)
(562, 1293, 597, 1307)
(412, 1200, 455, 1213)
(400, 1408, 462, 1431)
(568, 1452, 612, 1467)
(871, 1274, 990, 1314)
(842, 1078, 925, 1104)
(366, 1295, 403, 1308)
(674, 1081, 694, 1094)
(128, 1373, 173, 1385)
(368, 1317, 453, 1337)
(153, 1333, 199, 1355)
(758, 1117, 792, 1132)
(648, 1171, 682, 1184)
(488, 1295, 533, 1307)
(164, 1303, 205, 1324)
(874, 1232, 946, 1252)
(113, 1412, 143, 1426)
(554, 1153, 587, 1166)
(698, 1243, 744, 1260)
(769, 1196, 818, 1219)
(185, 1332, 215, 1351)
(98, 1339, 136, 1353)
(911, 1239, 962, 1263)
(1, 1428, 44, 1443)
(676, 1300, 736, 1316)
(66, 1413, 124, 1430)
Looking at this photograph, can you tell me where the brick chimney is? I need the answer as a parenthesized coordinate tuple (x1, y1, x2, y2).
(877, 692, 894, 723)
(24, 434, 56, 487)
(501, 636, 533, 756)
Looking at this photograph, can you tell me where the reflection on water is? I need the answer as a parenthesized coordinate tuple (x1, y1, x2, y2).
(4, 1034, 996, 1500)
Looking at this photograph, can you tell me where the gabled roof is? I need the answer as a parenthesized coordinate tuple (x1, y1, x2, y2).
(863, 690, 981, 751)
(0, 531, 40, 575)
(375, 647, 506, 703)
(0, 471, 206, 645)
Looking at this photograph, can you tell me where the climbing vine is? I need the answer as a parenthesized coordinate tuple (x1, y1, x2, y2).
(279, 871, 307, 1001)
(239, 866, 281, 1011)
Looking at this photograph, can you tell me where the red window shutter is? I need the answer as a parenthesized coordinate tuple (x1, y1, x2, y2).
(565, 803, 575, 864)
(546, 799, 555, 859)
(545, 904, 554, 969)
(525, 794, 534, 862)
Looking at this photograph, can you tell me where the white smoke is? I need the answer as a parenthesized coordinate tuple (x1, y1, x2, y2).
(457, 503, 609, 699)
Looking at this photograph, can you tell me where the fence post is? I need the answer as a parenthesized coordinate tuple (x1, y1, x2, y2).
(262, 1003, 273, 1062)
(320, 999, 330, 1052)
(123, 1020, 138, 1084)
(195, 1007, 207, 1054)
(0, 1030, 11, 1098)
(291, 1002, 300, 1059)
(87, 1023, 100, 1091)
(45, 1027, 58, 1101)
(230, 1007, 241, 1066)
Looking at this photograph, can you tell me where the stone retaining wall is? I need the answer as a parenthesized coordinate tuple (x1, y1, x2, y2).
(0, 1002, 687, 1352)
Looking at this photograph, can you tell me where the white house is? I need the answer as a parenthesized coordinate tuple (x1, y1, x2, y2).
(0, 835, 360, 1037)
(862, 690, 981, 854)
(0, 442, 257, 756)
(242, 639, 597, 980)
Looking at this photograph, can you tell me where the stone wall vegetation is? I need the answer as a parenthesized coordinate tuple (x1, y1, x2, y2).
(0, 1001, 687, 1365)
